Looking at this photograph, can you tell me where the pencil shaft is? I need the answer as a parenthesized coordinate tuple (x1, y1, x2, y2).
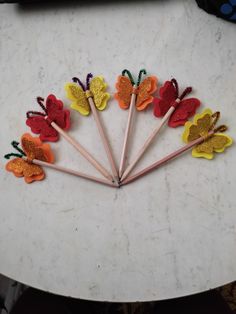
(23, 157, 118, 187)
(119, 90, 137, 177)
(51, 121, 113, 182)
(88, 97, 119, 181)
(122, 136, 206, 185)
(121, 106, 175, 181)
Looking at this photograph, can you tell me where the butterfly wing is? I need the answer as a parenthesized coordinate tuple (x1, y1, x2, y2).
(5, 158, 44, 183)
(136, 76, 158, 111)
(182, 108, 233, 159)
(182, 109, 213, 143)
(65, 82, 90, 116)
(168, 98, 201, 128)
(153, 80, 177, 117)
(21, 133, 54, 163)
(5, 134, 54, 184)
(90, 76, 110, 111)
(193, 134, 233, 159)
(26, 115, 59, 142)
(46, 94, 70, 131)
(114, 75, 133, 110)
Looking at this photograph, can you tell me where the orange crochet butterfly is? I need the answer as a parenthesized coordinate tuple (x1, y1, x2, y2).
(114, 69, 157, 111)
(5, 133, 54, 183)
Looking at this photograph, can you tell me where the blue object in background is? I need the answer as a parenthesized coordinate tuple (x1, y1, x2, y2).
(220, 0, 236, 20)
(196, 0, 236, 23)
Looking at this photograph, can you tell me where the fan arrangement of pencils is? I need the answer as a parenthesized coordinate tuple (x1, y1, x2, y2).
(4, 70, 233, 187)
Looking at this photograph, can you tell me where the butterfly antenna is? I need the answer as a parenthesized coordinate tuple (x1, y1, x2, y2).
(11, 141, 26, 156)
(209, 111, 220, 131)
(37, 97, 47, 114)
(86, 73, 93, 90)
(137, 69, 147, 86)
(122, 69, 135, 86)
(179, 86, 192, 100)
(72, 77, 86, 91)
(214, 125, 227, 133)
(26, 111, 45, 119)
(171, 78, 179, 97)
(4, 153, 24, 159)
(4, 141, 26, 159)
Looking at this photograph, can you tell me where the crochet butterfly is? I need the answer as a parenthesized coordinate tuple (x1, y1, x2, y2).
(4, 133, 54, 183)
(26, 95, 70, 142)
(153, 79, 200, 127)
(182, 108, 233, 159)
(65, 73, 110, 116)
(114, 69, 157, 111)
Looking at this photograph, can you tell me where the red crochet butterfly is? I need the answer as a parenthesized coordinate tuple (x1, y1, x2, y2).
(153, 79, 201, 127)
(26, 94, 70, 142)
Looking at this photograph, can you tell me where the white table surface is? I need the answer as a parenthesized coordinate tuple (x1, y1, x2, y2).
(0, 0, 236, 303)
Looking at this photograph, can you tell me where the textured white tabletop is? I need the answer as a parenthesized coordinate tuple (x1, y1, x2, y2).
(0, 0, 236, 302)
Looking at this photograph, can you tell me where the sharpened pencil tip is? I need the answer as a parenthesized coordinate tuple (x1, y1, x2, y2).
(117, 179, 122, 188)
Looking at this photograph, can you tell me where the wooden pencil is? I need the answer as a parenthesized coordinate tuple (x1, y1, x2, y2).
(121, 105, 176, 181)
(119, 86, 137, 178)
(87, 96, 119, 182)
(51, 121, 114, 182)
(121, 134, 211, 186)
(22, 156, 118, 188)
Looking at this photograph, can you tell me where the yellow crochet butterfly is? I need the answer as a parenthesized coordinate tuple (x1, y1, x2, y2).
(65, 73, 110, 116)
(182, 108, 233, 159)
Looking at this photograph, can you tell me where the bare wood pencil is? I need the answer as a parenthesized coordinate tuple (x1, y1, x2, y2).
(122, 134, 210, 186)
(51, 121, 113, 182)
(22, 156, 118, 188)
(119, 86, 137, 178)
(87, 96, 119, 182)
(121, 105, 176, 181)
